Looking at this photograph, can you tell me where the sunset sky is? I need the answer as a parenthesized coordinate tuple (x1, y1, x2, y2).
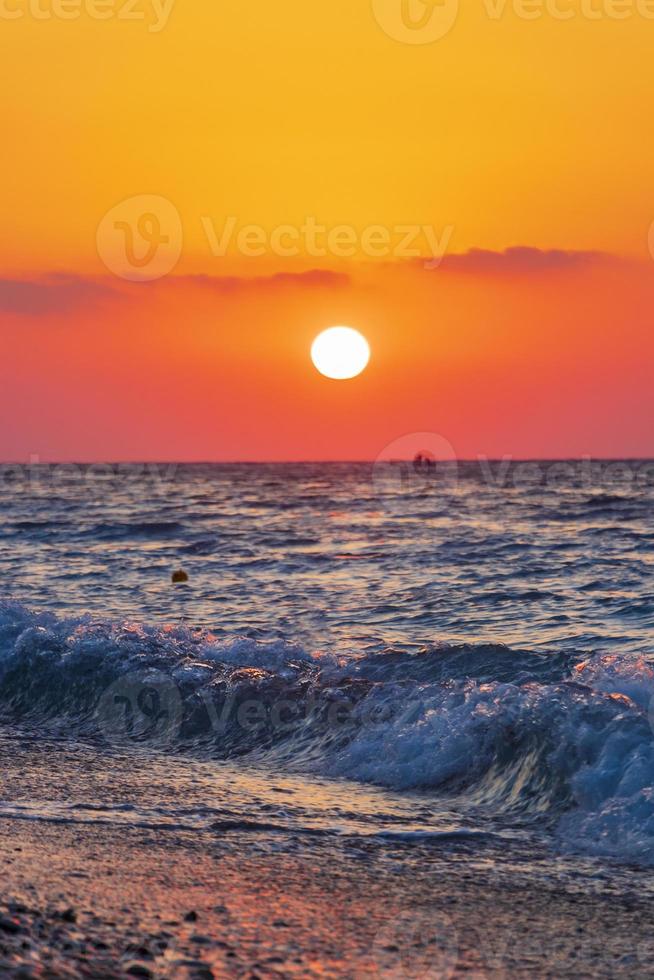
(2, 1, 653, 460)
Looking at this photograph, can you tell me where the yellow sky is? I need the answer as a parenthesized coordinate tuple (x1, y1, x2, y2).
(2, 1, 654, 273)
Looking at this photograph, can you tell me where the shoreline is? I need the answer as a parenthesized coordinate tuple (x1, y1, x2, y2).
(0, 729, 653, 978)
(2, 816, 653, 978)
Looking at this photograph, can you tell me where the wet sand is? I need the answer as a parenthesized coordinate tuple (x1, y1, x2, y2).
(2, 812, 654, 977)
(0, 730, 653, 978)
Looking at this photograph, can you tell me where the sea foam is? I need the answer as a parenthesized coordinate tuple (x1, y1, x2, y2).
(0, 601, 652, 866)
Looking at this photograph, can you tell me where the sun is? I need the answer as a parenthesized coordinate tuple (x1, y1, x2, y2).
(311, 327, 371, 380)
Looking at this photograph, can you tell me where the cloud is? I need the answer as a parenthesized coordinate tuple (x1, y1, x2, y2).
(0, 268, 349, 317)
(0, 275, 118, 315)
(174, 269, 350, 291)
(433, 246, 610, 275)
(1, 253, 616, 318)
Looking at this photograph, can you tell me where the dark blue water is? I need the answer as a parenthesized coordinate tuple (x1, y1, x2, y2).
(0, 460, 653, 866)
(1, 460, 654, 654)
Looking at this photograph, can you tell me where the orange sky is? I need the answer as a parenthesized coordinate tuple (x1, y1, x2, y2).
(1, 2, 653, 460)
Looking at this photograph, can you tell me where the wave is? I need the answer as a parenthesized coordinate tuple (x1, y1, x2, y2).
(0, 602, 653, 866)
(80, 521, 186, 541)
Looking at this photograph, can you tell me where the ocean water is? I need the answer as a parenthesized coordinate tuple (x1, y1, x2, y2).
(0, 460, 653, 869)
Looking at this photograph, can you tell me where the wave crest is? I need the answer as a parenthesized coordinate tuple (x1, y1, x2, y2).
(0, 602, 653, 865)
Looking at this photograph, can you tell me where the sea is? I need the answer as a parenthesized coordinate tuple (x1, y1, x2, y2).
(0, 459, 653, 872)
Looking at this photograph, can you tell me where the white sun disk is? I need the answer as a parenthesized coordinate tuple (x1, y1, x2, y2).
(311, 327, 370, 380)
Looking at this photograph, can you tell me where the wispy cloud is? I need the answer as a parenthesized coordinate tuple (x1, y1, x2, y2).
(173, 269, 350, 291)
(433, 246, 610, 275)
(1, 253, 617, 318)
(0, 275, 119, 315)
(0, 268, 351, 316)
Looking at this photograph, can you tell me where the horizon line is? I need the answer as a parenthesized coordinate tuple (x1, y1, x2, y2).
(2, 457, 654, 466)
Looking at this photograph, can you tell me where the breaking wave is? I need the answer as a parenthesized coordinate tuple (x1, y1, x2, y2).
(0, 601, 653, 866)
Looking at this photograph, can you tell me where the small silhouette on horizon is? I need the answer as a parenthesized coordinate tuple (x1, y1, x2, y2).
(413, 452, 436, 472)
